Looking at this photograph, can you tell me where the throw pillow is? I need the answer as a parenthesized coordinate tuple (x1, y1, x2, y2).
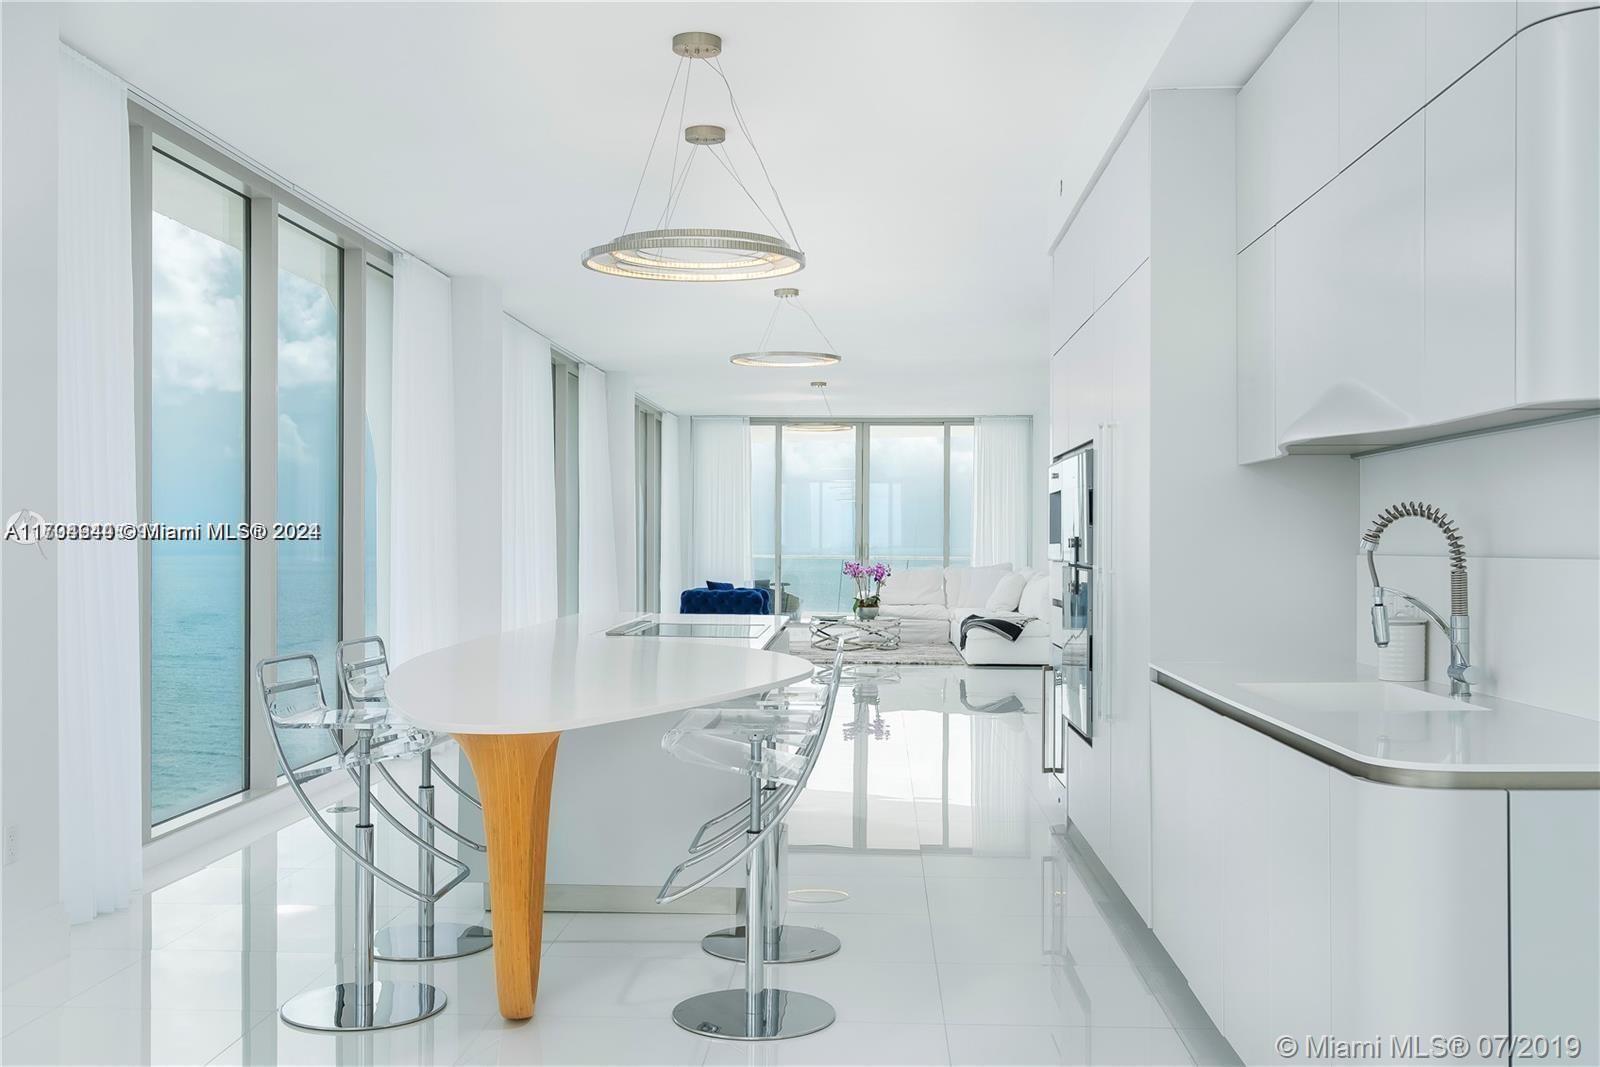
(707, 580, 734, 590)
(984, 571, 1029, 614)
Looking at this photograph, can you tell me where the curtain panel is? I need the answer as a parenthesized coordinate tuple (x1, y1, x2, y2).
(389, 254, 459, 662)
(577, 363, 619, 613)
(691, 417, 753, 587)
(57, 47, 141, 923)
(971, 416, 1034, 569)
(501, 318, 557, 628)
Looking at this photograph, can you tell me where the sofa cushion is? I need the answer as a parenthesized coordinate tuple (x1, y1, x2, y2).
(879, 568, 944, 606)
(946, 564, 1013, 611)
(984, 571, 1029, 613)
(949, 612, 1049, 645)
(1017, 573, 1051, 619)
(879, 603, 951, 622)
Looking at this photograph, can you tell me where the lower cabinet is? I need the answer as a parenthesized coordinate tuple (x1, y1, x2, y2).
(1151, 683, 1513, 1064)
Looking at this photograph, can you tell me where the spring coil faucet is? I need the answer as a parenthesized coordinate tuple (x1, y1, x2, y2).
(1361, 501, 1481, 698)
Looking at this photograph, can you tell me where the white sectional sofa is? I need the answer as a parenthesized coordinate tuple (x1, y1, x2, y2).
(876, 563, 1053, 667)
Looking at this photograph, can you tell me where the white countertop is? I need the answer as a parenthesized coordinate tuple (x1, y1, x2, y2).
(1152, 659, 1599, 788)
(385, 613, 813, 735)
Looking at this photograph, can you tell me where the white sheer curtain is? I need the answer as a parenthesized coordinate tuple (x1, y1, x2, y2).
(577, 363, 618, 613)
(659, 412, 683, 611)
(501, 318, 557, 628)
(389, 254, 458, 662)
(691, 417, 752, 586)
(56, 47, 140, 923)
(971, 416, 1033, 569)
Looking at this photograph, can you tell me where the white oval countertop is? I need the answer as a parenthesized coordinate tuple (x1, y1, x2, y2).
(385, 613, 815, 735)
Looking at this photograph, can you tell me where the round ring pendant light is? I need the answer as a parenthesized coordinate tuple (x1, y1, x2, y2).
(581, 32, 805, 282)
(786, 381, 850, 433)
(731, 287, 841, 368)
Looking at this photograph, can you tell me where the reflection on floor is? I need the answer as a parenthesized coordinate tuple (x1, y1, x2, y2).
(1, 665, 1240, 1066)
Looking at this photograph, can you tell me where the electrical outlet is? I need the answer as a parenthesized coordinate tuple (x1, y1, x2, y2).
(3, 824, 18, 866)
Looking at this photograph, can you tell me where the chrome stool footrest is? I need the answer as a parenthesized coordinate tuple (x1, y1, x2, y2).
(659, 650, 847, 1041)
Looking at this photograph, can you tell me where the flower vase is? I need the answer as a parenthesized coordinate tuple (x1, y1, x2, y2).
(856, 604, 879, 621)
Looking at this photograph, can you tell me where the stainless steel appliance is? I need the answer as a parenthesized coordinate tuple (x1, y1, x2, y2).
(1049, 445, 1095, 755)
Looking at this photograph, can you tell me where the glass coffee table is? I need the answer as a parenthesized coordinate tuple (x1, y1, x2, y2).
(810, 613, 903, 652)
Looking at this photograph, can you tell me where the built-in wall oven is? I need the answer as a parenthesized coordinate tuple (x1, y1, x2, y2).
(1049, 445, 1095, 755)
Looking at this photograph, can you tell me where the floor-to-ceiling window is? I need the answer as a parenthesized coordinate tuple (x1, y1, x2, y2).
(636, 403, 663, 612)
(552, 355, 581, 616)
(363, 265, 393, 637)
(274, 219, 342, 770)
(753, 421, 975, 619)
(148, 150, 249, 824)
(138, 114, 391, 834)
(780, 425, 859, 615)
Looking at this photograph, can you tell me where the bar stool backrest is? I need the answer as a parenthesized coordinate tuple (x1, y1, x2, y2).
(256, 653, 330, 725)
(337, 636, 390, 705)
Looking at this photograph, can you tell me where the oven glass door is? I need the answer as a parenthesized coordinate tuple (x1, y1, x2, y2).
(1058, 447, 1093, 743)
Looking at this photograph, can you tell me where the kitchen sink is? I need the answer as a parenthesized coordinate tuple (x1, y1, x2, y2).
(1237, 681, 1487, 714)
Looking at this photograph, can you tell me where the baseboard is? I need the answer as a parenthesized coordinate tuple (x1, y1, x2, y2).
(545, 883, 740, 915)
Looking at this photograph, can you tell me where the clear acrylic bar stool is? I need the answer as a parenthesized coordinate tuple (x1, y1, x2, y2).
(336, 637, 492, 962)
(663, 683, 841, 966)
(655, 648, 846, 1041)
(255, 653, 463, 1032)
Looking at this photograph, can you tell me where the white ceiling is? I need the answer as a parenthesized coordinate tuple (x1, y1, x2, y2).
(59, 2, 1196, 417)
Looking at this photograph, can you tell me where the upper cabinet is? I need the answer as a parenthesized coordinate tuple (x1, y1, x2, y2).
(1338, 1, 1426, 168)
(1423, 45, 1517, 423)
(1049, 219, 1093, 357)
(1235, 4, 1598, 460)
(1427, 3, 1516, 96)
(1236, 1, 1338, 250)
(1515, 8, 1600, 405)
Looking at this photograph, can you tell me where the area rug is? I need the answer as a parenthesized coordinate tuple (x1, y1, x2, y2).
(792, 621, 966, 667)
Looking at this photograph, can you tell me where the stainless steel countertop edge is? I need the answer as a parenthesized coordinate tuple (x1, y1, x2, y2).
(1150, 668, 1600, 791)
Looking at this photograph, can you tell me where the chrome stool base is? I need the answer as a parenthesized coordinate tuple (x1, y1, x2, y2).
(374, 921, 492, 962)
(279, 979, 446, 1032)
(671, 989, 835, 1041)
(701, 925, 840, 964)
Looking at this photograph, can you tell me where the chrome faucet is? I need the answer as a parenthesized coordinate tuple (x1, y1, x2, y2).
(1362, 501, 1483, 699)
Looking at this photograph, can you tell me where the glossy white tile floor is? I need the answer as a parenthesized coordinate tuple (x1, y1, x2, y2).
(1, 666, 1239, 1066)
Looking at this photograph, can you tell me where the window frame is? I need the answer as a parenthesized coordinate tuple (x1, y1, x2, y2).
(131, 104, 395, 840)
(636, 402, 663, 612)
(551, 351, 581, 616)
(750, 418, 978, 618)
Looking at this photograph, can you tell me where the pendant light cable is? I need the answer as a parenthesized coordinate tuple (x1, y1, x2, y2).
(708, 57, 801, 250)
(622, 57, 686, 233)
(790, 295, 839, 352)
(705, 144, 787, 241)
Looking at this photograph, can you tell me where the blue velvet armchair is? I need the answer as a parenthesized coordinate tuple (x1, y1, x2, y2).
(679, 582, 773, 615)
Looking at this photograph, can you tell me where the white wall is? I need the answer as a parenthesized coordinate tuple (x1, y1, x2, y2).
(1353, 416, 1600, 720)
(1, 0, 70, 982)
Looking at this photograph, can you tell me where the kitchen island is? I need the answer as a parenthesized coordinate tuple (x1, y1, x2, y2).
(384, 613, 812, 1020)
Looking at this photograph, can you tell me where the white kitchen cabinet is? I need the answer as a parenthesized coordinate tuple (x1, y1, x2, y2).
(1092, 106, 1151, 306)
(1235, 231, 1276, 463)
(1050, 218, 1094, 357)
(1510, 791, 1600, 1056)
(1058, 308, 1110, 458)
(1329, 776, 1509, 1063)
(1423, 45, 1517, 422)
(1149, 685, 1224, 1023)
(1515, 8, 1599, 405)
(1339, 1, 1427, 167)
(1426, 2, 1516, 96)
(1103, 265, 1152, 924)
(1065, 727, 1109, 872)
(1275, 116, 1424, 446)
(1235, 0, 1339, 250)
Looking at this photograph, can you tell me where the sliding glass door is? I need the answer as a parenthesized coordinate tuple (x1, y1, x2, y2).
(754, 421, 976, 620)
(781, 426, 859, 615)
